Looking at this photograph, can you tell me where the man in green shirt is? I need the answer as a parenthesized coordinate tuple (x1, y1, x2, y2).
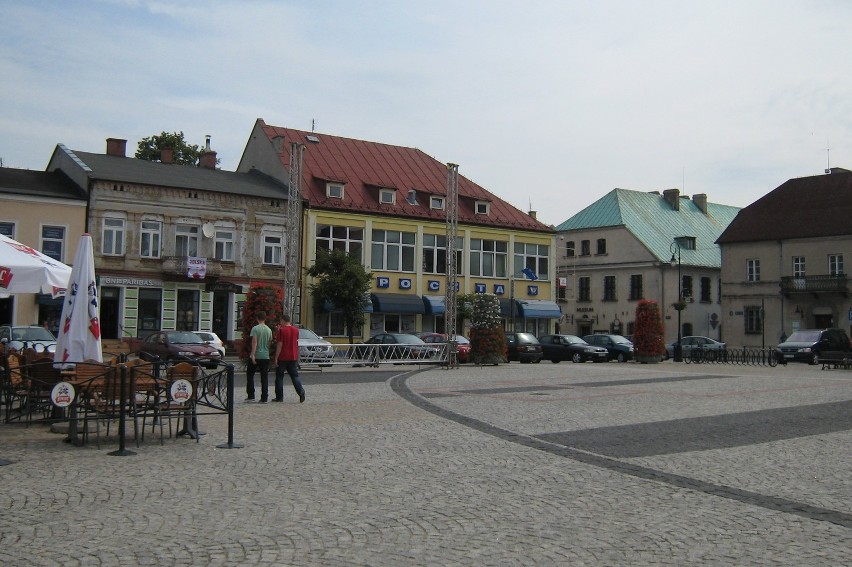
(247, 311, 273, 402)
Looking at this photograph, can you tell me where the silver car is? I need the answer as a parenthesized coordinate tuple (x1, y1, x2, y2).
(298, 328, 335, 366)
(0, 325, 58, 353)
(666, 336, 726, 360)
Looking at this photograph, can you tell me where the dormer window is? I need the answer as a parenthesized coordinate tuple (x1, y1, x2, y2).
(407, 189, 418, 205)
(327, 183, 344, 199)
(379, 189, 396, 205)
(675, 236, 696, 250)
(475, 200, 490, 215)
(430, 196, 445, 210)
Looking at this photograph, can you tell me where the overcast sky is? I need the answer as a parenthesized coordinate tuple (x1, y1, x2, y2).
(2, 0, 850, 227)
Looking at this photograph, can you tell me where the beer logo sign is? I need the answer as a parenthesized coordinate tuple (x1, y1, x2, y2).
(51, 382, 75, 408)
(171, 379, 193, 402)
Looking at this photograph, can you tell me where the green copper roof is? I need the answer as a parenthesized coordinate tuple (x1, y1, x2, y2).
(556, 189, 740, 268)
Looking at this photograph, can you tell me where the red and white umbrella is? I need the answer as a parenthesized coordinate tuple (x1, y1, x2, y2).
(0, 233, 72, 296)
(54, 234, 101, 364)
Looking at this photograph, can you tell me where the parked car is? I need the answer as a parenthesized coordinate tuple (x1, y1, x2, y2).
(665, 336, 726, 360)
(504, 332, 543, 363)
(775, 328, 851, 365)
(582, 334, 634, 362)
(416, 333, 472, 363)
(356, 333, 440, 363)
(298, 327, 335, 366)
(136, 330, 222, 368)
(0, 325, 57, 353)
(195, 331, 226, 358)
(539, 334, 608, 363)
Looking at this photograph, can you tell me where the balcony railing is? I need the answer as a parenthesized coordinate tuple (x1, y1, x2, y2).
(780, 275, 848, 295)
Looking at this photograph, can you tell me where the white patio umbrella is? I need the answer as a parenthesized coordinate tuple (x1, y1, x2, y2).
(0, 233, 72, 296)
(54, 234, 102, 364)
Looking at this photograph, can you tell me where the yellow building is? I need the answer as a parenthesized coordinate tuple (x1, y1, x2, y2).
(239, 120, 557, 339)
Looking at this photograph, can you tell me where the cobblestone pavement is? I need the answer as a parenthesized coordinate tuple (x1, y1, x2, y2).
(1, 360, 850, 565)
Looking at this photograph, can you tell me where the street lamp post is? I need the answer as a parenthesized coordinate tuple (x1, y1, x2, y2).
(670, 241, 683, 362)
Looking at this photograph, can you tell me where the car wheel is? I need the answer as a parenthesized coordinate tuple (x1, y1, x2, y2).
(550, 358, 560, 363)
(617, 353, 625, 363)
(533, 359, 540, 364)
(810, 353, 819, 365)
(572, 353, 582, 363)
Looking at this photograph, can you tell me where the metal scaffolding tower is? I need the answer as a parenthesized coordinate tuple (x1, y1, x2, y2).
(285, 142, 304, 323)
(443, 163, 459, 368)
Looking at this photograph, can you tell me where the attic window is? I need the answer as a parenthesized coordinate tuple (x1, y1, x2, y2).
(475, 200, 490, 215)
(430, 196, 445, 210)
(675, 236, 696, 250)
(327, 183, 344, 199)
(306, 135, 320, 143)
(407, 189, 418, 205)
(379, 189, 396, 205)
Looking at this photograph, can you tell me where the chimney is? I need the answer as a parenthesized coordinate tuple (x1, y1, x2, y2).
(106, 138, 127, 157)
(160, 147, 174, 164)
(528, 210, 537, 220)
(663, 188, 680, 211)
(199, 134, 217, 169)
(693, 193, 708, 214)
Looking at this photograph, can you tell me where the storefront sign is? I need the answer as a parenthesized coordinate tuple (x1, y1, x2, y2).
(377, 277, 390, 288)
(99, 275, 164, 288)
(428, 280, 440, 291)
(528, 285, 539, 296)
(399, 278, 412, 289)
(474, 283, 486, 293)
(493, 284, 505, 295)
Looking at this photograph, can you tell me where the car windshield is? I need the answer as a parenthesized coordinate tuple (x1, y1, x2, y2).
(298, 328, 321, 340)
(515, 333, 538, 343)
(612, 337, 631, 344)
(564, 336, 587, 345)
(167, 332, 204, 345)
(196, 332, 214, 341)
(785, 331, 822, 343)
(12, 327, 56, 341)
(450, 336, 470, 344)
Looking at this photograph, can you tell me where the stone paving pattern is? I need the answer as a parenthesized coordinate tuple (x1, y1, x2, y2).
(0, 360, 849, 565)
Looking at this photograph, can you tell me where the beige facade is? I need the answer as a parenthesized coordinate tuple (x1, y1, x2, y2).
(557, 225, 723, 343)
(720, 235, 852, 347)
(0, 192, 86, 328)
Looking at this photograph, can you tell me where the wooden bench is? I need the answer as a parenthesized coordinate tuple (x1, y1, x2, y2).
(820, 351, 851, 370)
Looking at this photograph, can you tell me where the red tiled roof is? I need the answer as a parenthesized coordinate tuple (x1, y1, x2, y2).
(257, 120, 553, 233)
(716, 168, 852, 244)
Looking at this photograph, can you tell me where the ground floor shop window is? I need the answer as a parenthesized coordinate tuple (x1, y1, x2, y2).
(138, 289, 162, 335)
(177, 289, 200, 331)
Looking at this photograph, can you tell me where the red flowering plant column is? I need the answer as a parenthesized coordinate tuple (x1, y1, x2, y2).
(633, 299, 665, 363)
(238, 283, 285, 362)
(468, 293, 507, 365)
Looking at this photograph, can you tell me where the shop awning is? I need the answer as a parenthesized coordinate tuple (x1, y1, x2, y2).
(422, 295, 445, 315)
(371, 292, 426, 314)
(516, 300, 561, 319)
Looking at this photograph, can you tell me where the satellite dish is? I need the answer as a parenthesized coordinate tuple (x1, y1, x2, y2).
(201, 223, 215, 238)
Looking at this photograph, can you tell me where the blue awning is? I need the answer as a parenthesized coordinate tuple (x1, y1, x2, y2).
(371, 293, 426, 314)
(422, 295, 445, 315)
(516, 300, 561, 319)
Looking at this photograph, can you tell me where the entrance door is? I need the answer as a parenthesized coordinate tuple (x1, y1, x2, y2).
(100, 287, 121, 340)
(814, 313, 833, 329)
(578, 322, 592, 337)
(0, 297, 12, 325)
(212, 291, 230, 339)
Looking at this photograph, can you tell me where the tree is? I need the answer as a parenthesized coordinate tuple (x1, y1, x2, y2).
(468, 293, 506, 364)
(306, 249, 373, 343)
(238, 283, 284, 360)
(135, 131, 204, 165)
(633, 299, 665, 362)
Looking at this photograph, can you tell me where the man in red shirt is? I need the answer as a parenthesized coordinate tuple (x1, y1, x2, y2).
(273, 313, 306, 403)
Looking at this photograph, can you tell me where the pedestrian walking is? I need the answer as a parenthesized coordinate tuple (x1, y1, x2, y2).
(246, 311, 273, 403)
(273, 313, 306, 403)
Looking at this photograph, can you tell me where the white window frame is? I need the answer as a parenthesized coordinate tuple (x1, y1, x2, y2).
(475, 201, 490, 215)
(470, 238, 508, 278)
(327, 183, 344, 199)
(747, 259, 760, 282)
(423, 234, 463, 275)
(513, 242, 549, 280)
(316, 224, 364, 262)
(792, 256, 805, 278)
(175, 224, 199, 257)
(140, 220, 161, 259)
(430, 196, 445, 210)
(0, 222, 15, 238)
(379, 189, 396, 205)
(371, 229, 415, 272)
(214, 229, 235, 262)
(102, 217, 125, 256)
(263, 233, 283, 265)
(828, 254, 844, 276)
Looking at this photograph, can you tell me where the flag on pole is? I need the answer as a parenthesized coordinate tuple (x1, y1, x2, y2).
(521, 268, 538, 281)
